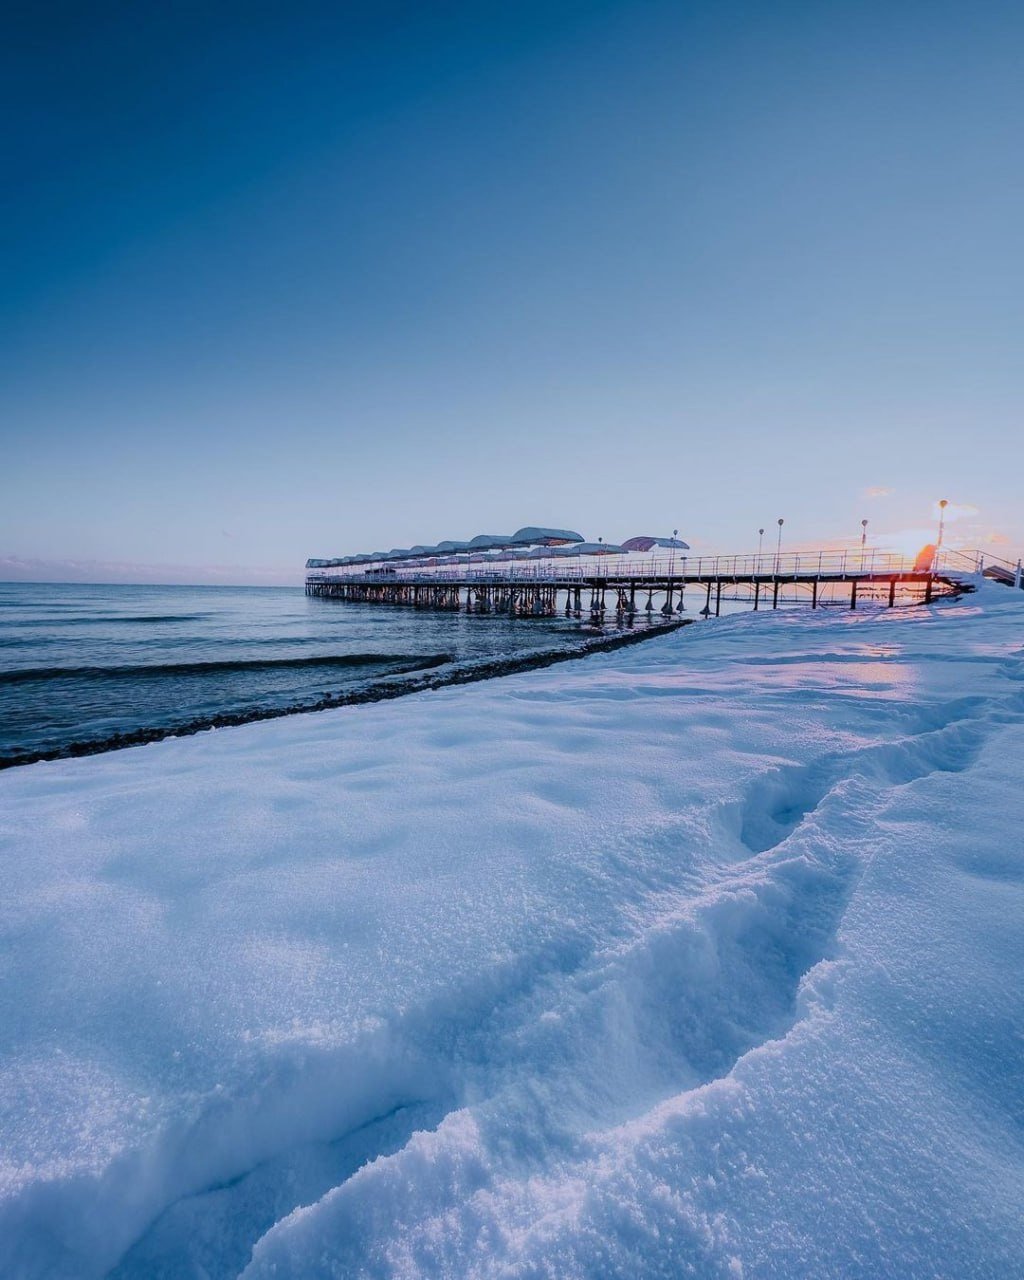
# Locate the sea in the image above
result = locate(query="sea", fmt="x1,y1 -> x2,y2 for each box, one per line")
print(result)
0,581 -> 679,768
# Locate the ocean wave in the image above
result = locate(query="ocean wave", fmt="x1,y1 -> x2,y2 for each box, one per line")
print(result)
0,624 -> 682,769
3,613 -> 215,628
0,653 -> 455,685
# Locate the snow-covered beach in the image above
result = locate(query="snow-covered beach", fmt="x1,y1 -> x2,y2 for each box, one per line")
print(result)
2,585 -> 1022,1278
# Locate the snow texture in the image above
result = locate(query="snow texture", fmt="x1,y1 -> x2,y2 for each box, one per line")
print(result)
1,582 -> 1023,1278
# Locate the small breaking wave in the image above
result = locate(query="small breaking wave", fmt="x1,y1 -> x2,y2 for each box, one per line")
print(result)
0,654 -> 455,685
4,613 -> 215,628
0,624 -> 684,769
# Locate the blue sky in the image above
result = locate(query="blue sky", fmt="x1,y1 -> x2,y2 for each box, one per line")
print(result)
2,0 -> 1021,583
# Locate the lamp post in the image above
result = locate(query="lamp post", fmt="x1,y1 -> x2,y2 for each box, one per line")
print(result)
936,499 -> 949,551
860,518 -> 868,569
758,527 -> 765,568
668,529 -> 680,615
775,518 -> 784,573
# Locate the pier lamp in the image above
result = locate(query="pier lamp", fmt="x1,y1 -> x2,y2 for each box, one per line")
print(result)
668,529 -> 682,612
861,518 -> 868,568
775,518 -> 784,572
937,499 -> 949,550
758,528 -> 764,561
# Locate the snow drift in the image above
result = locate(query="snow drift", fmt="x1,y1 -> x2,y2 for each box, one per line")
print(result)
1,584 -> 1022,1278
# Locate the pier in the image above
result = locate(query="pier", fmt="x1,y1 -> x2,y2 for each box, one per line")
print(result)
306,557 -> 949,618
305,540 -> 1022,620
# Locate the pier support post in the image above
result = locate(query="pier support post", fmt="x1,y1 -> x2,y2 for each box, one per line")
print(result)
812,580 -> 818,609
772,578 -> 780,609
850,580 -> 857,610
889,579 -> 897,608
715,580 -> 722,617
753,580 -> 760,610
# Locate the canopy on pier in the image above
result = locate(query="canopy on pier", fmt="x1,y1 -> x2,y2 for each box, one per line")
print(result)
621,536 -> 691,552
307,526 -> 587,567
510,527 -> 584,546
467,534 -> 515,550
555,542 -> 626,556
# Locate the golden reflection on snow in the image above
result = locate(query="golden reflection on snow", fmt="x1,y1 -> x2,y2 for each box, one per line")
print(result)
601,636 -> 918,702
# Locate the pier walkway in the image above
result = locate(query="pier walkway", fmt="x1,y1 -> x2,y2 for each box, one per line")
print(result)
306,547 -> 1020,618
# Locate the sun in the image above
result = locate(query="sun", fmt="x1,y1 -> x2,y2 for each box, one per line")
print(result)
880,527 -> 938,560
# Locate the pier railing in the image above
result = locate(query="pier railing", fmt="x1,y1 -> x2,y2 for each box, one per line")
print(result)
933,547 -> 1022,583
310,548 -> 917,585
305,545 -> 1019,588
306,545 -> 1022,614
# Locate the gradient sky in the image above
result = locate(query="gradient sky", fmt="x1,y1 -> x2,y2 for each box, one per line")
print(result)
2,0 -> 1021,583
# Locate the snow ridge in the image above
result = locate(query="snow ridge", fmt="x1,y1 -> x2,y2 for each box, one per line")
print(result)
1,591 -> 1023,1277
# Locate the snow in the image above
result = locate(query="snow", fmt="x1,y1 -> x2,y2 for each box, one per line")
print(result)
2,585 -> 1023,1278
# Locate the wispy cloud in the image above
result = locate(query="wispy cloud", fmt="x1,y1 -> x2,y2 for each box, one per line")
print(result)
933,500 -> 979,523
864,486 -> 894,499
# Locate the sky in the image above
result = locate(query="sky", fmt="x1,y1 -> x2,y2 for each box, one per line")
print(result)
2,0 -> 1021,584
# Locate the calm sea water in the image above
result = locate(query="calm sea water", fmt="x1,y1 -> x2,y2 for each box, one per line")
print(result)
0,582 -> 655,767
